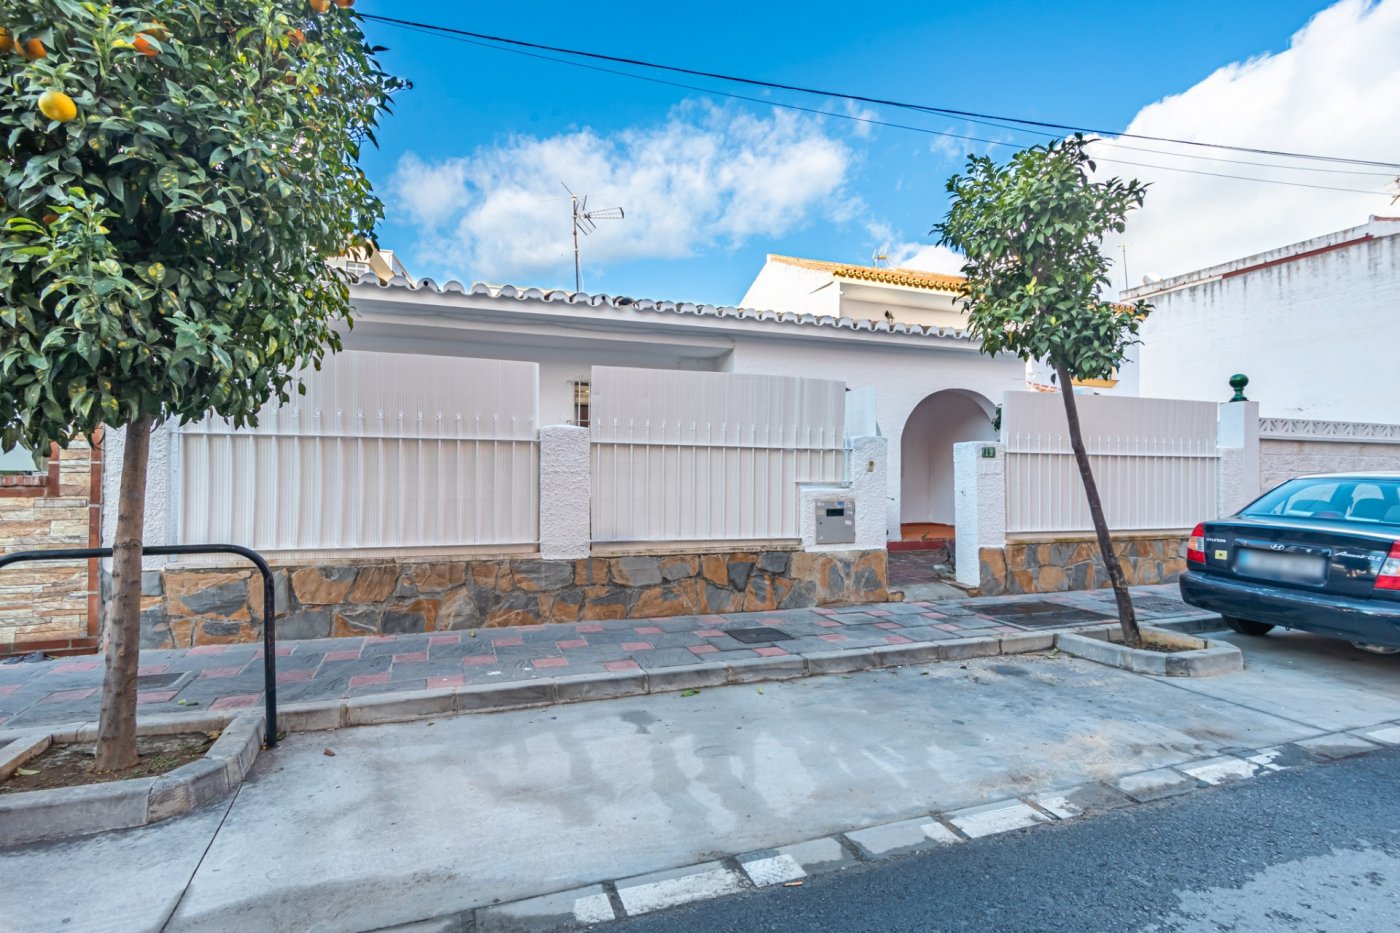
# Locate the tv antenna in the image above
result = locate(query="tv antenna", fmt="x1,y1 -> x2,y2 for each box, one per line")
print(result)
871,244 -> 891,267
563,183 -> 625,292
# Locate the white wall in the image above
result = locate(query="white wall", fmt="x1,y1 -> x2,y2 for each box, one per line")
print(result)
739,259 -> 841,316
727,337 -> 1025,538
900,391 -> 998,525
1135,225 -> 1399,421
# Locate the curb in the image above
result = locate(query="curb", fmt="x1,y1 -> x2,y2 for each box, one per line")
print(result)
274,622 -> 1122,734
397,721 -> 1400,932
0,712 -> 265,847
1055,625 -> 1243,677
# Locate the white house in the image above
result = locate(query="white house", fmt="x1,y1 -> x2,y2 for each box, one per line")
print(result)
347,257 -> 1025,541
1126,215 -> 1400,422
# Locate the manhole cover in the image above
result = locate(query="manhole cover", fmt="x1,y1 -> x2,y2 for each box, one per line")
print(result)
725,627 -> 794,644
137,672 -> 190,690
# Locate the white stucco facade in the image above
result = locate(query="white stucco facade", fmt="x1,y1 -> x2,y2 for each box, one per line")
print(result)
1128,216 -> 1400,421
343,274 -> 1029,542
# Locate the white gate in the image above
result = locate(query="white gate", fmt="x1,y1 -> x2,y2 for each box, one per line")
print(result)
590,367 -> 846,543
177,351 -> 539,553
1002,391 -> 1218,535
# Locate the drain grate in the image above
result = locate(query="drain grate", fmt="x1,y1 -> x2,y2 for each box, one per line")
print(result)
1131,596 -> 1193,615
981,602 -> 1114,629
137,672 -> 190,690
986,600 -> 1080,617
725,627 -> 795,644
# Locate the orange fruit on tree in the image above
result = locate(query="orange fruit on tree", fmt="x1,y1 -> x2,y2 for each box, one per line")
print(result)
37,89 -> 78,123
334,0 -> 354,7
42,213 -> 59,225
133,34 -> 160,57
310,0 -> 331,11
288,28 -> 305,47
0,28 -> 13,54
21,37 -> 46,60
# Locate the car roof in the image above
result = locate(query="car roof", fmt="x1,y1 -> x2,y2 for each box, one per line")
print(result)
1291,472 -> 1400,480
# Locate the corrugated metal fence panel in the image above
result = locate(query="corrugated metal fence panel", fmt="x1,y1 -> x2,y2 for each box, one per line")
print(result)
1001,391 -> 1218,535
590,367 -> 846,543
178,351 -> 539,551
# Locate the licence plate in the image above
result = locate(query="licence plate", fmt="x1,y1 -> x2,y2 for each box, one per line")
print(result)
1234,548 -> 1327,584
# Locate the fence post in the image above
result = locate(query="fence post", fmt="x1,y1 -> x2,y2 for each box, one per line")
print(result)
1217,400 -> 1260,515
847,435 -> 887,550
953,441 -> 1005,588
539,425 -> 591,560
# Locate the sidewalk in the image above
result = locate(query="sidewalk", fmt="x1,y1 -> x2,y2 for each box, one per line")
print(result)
6,622 -> 1400,932
0,585 -> 1201,731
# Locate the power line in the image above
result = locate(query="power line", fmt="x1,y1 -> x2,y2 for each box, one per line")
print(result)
368,17 -> 1396,198
361,12 -> 1400,172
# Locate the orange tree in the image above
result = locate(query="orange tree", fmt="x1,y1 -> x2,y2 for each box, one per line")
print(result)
0,0 -> 403,770
936,136 -> 1151,647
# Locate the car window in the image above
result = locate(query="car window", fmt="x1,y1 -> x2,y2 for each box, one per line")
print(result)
1348,484 -> 1390,522
1242,478 -> 1400,526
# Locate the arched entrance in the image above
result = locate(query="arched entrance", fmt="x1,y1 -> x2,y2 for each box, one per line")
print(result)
899,390 -> 997,538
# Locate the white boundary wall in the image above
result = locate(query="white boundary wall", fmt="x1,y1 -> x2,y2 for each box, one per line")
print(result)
175,351 -> 539,553
1259,418 -> 1400,491
589,367 -> 847,544
1001,392 -> 1219,535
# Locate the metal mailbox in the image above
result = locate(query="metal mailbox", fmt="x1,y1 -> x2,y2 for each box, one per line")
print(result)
814,499 -> 856,545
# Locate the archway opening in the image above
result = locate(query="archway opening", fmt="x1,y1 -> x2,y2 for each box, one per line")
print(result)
899,389 -> 997,541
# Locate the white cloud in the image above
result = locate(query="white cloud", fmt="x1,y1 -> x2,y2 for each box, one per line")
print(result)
1091,0 -> 1400,287
890,243 -> 967,276
389,102 -> 857,286
389,153 -> 470,229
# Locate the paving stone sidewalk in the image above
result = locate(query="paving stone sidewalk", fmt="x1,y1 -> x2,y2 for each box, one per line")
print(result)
0,584 -> 1202,731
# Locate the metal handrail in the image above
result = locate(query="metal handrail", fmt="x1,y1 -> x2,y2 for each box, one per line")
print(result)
0,544 -> 278,747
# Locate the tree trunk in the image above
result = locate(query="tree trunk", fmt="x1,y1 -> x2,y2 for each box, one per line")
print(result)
1054,364 -> 1141,648
94,415 -> 153,773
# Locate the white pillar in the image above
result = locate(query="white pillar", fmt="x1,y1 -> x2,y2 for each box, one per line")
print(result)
797,436 -> 886,552
1217,400 -> 1260,516
953,441 -> 1005,588
538,425 -> 590,560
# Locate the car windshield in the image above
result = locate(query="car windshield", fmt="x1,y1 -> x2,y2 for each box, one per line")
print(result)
1241,477 -> 1400,527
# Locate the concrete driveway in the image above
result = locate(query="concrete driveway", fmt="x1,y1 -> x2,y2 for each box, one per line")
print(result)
5,626 -> 1398,932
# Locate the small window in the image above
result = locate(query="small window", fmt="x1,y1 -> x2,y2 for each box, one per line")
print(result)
569,380 -> 591,428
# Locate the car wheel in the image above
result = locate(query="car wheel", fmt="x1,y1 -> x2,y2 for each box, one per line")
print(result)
1223,616 -> 1275,636
1350,642 -> 1400,655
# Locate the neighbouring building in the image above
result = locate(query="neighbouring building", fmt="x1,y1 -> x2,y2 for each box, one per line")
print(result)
0,435 -> 104,657
1127,215 -> 1400,423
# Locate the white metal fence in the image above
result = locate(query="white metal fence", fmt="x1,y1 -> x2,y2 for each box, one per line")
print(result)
589,367 -> 847,543
1002,391 -> 1218,535
177,351 -> 539,552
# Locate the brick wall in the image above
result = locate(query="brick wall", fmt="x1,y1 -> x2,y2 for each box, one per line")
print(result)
0,435 -> 104,657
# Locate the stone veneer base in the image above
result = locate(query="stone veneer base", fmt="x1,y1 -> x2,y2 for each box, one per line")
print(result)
0,712 -> 264,847
979,535 -> 1188,597
136,548 -> 888,649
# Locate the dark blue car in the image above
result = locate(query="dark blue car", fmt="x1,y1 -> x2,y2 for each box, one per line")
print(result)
1180,473 -> 1400,654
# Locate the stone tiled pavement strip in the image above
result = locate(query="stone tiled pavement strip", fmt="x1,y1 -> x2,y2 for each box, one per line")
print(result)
0,584 -> 1201,730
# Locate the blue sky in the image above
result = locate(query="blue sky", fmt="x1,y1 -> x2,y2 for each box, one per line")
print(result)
354,0 -> 1399,304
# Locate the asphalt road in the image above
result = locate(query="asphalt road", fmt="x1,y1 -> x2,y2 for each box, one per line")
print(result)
602,748 -> 1400,933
